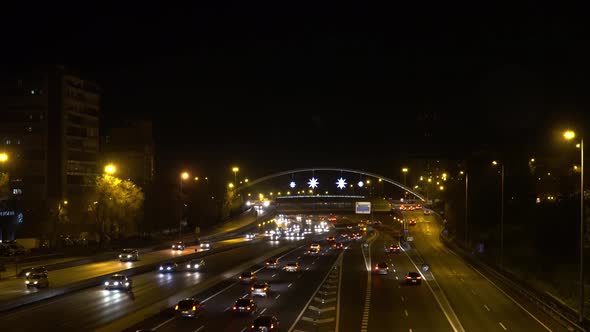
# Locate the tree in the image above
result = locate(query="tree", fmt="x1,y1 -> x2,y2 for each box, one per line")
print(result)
0,172 -> 9,200
89,175 -> 144,247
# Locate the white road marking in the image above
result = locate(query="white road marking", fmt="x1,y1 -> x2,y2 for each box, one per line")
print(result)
240,327 -> 247,332
471,289 -> 477,295
401,296 -> 405,302
275,294 -> 281,299
409,329 -> 413,332
395,276 -> 399,280
306,267 -> 310,270
483,304 -> 490,312
242,293 -> 249,298
153,317 -> 176,330
260,308 -> 267,314
288,283 -> 293,288
499,322 -> 507,330
404,309 -> 409,317
272,274 -> 277,278
194,326 -> 205,332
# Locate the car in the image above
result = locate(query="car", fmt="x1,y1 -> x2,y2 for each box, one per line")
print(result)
199,241 -> 212,250
246,233 -> 256,240
310,243 -> 320,250
174,298 -> 202,318
409,219 -> 417,226
405,272 -> 422,284
24,266 -> 48,277
186,259 -> 205,271
159,262 -> 178,272
374,262 -> 389,275
172,241 -> 185,250
251,315 -> 280,331
268,233 -> 281,241
251,281 -> 270,297
104,274 -> 132,290
373,220 -> 382,225
332,242 -> 344,249
284,262 -> 299,272
240,271 -> 257,283
326,236 -> 335,242
306,248 -> 319,256
423,209 -> 431,215
25,273 -> 49,288
119,248 -> 139,262
265,258 -> 280,269
233,298 -> 257,315
385,244 -> 401,253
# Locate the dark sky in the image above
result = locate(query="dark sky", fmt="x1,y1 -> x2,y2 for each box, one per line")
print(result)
2,2 -> 589,176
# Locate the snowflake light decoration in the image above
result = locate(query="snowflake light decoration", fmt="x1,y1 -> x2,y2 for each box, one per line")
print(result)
307,177 -> 319,189
336,177 -> 347,189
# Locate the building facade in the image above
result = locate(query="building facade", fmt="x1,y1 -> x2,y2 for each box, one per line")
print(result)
0,66 -> 100,239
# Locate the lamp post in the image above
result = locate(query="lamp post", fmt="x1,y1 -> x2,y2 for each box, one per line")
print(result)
492,161 -> 505,269
104,163 -> 116,175
463,171 -> 469,245
563,129 -> 584,324
402,168 -> 408,186
232,167 -> 239,186
180,171 -> 189,240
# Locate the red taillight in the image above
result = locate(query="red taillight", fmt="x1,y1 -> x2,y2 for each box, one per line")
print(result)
406,276 -> 411,279
375,266 -> 379,270
271,324 -> 274,329
247,306 -> 251,310
417,276 -> 421,279
239,276 -> 242,279
232,306 -> 237,310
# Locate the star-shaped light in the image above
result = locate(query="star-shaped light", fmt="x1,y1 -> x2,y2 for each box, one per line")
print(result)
307,177 -> 319,189
336,177 -> 347,189
289,181 -> 296,188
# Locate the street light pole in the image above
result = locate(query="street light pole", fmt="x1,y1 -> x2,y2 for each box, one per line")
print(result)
500,163 -> 504,269
580,138 -> 585,324
465,172 -> 469,244
179,172 -> 189,240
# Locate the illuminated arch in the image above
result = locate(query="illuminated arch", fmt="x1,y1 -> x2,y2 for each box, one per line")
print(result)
235,167 -> 425,201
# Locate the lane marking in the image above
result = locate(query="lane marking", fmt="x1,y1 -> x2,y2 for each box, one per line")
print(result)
288,283 -> 293,288
242,293 -> 249,298
272,274 -> 277,278
401,296 -> 405,302
240,327 -> 247,332
410,329 -> 413,332
499,322 -> 507,330
275,294 -> 281,299
404,309 -> 409,317
471,289 -> 477,295
153,317 -> 175,330
483,304 -> 491,312
260,308 -> 267,314
445,249 -> 553,332
395,276 -> 399,280
194,326 -> 205,332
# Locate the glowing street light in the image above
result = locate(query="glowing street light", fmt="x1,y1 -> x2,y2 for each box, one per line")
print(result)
228,183 -> 235,189
401,167 -> 408,186
232,166 -> 239,184
181,172 -> 189,180
439,185 -> 444,190
563,130 -> 576,140
104,164 -> 117,175
0,152 -> 8,163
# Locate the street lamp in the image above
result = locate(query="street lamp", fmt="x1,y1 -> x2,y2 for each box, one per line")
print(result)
491,160 -> 505,269
228,183 -> 235,189
232,167 -> 239,185
104,163 -> 116,175
563,129 -> 584,324
402,168 -> 408,186
179,171 -> 190,240
0,152 -> 8,163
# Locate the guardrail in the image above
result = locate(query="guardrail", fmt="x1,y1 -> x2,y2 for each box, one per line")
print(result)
440,234 -> 586,332
0,238 -> 258,314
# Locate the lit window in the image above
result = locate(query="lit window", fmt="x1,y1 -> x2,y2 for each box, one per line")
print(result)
25,126 -> 32,133
30,90 -> 35,95
16,139 -> 21,145
12,189 -> 23,195
5,139 -> 11,145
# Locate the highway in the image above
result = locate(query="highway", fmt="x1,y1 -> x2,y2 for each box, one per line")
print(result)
0,238 -> 304,331
127,238 -> 340,332
396,210 -> 570,332
0,237 -> 249,303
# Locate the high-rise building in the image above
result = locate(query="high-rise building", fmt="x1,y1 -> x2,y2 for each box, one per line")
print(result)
0,65 -> 100,238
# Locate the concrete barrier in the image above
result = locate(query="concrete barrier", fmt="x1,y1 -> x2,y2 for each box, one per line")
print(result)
96,242 -> 301,332
0,239 -> 259,313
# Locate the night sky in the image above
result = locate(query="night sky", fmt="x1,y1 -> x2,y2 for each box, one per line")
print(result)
2,2 -> 589,177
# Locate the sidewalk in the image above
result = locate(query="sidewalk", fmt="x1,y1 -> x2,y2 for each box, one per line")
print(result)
0,207 -> 273,280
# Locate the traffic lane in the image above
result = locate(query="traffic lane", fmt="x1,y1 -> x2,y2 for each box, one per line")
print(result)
338,241 -> 366,331
406,212 -> 567,332
370,232 -> 452,331
0,239 -> 295,332
0,237 -> 249,301
137,240 -> 338,332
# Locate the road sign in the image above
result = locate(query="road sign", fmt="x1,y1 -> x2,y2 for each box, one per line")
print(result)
421,264 -> 430,272
407,236 -> 414,241
355,202 -> 371,214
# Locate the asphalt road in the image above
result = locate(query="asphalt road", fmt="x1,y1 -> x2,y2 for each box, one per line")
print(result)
0,237 -> 250,303
126,238 -> 340,332
0,237 -> 306,331
399,210 -> 570,332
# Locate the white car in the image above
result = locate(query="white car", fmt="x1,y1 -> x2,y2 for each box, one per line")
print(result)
284,262 -> 299,272
310,243 -> 320,250
251,282 -> 270,297
199,241 -> 212,250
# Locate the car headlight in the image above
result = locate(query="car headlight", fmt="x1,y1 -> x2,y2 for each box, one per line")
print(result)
194,264 -> 199,268
104,281 -> 109,286
114,282 -> 119,286
167,267 -> 171,270
119,255 -> 123,258
125,282 -> 129,286
34,281 -> 38,284
186,264 -> 191,268
25,280 -> 30,284
159,267 -> 163,270
26,272 -> 31,276
127,255 -> 132,258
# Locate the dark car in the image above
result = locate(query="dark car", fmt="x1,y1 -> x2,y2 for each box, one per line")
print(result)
174,298 -> 203,318
251,315 -> 280,331
240,271 -> 257,283
172,241 -> 186,251
409,219 -> 417,226
332,242 -> 344,249
185,259 -> 205,272
25,273 -> 49,288
104,274 -> 132,290
233,298 -> 257,315
385,244 -> 400,253
374,262 -> 389,275
305,248 -> 319,256
251,281 -> 270,297
159,262 -> 178,273
265,258 -> 280,269
119,248 -> 139,262
24,266 -> 48,277
405,272 -> 422,285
